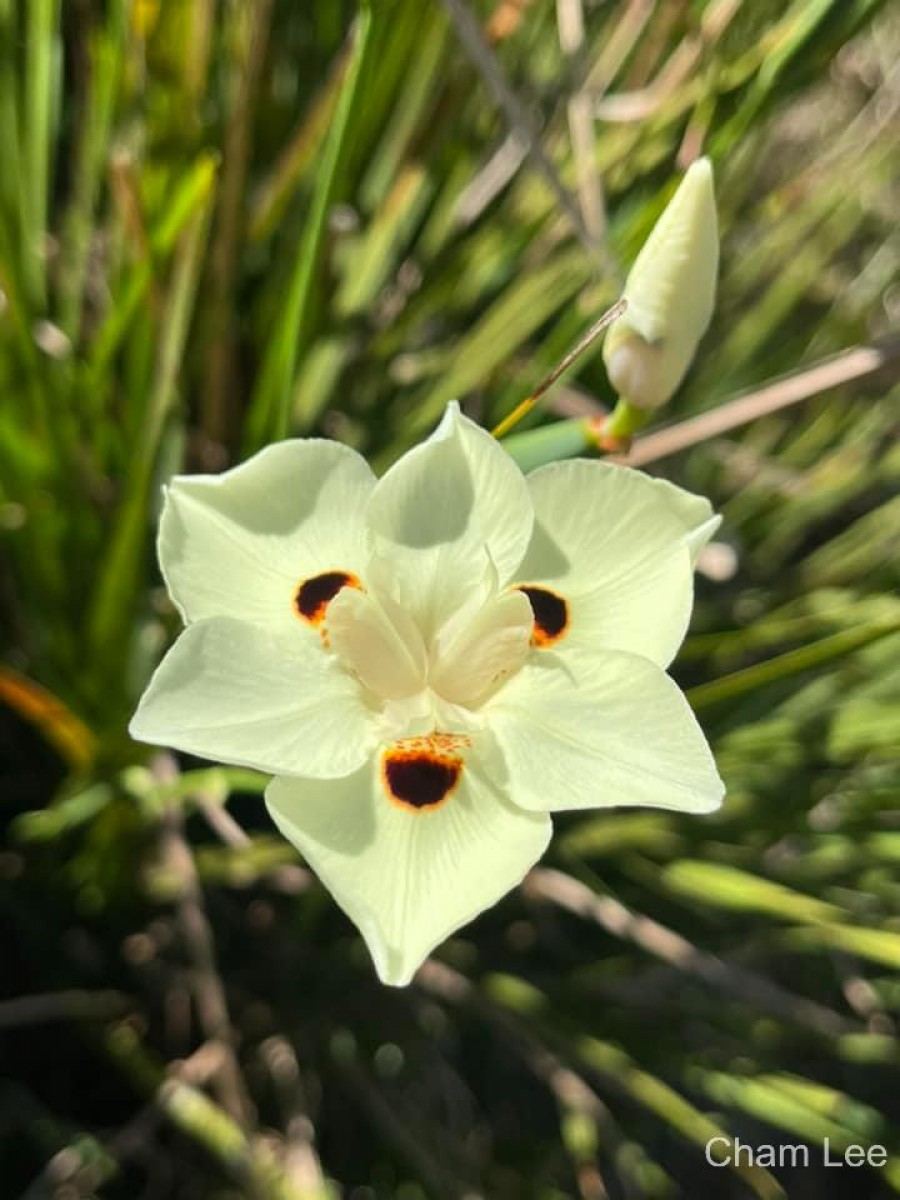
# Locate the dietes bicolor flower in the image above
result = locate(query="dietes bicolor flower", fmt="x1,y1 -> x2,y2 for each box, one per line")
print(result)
130,405 -> 724,984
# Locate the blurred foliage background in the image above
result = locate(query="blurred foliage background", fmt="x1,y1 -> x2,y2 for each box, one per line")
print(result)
1,0 -> 899,1197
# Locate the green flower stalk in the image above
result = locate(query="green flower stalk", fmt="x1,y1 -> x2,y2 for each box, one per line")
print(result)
603,158 -> 719,435
130,405 -> 723,985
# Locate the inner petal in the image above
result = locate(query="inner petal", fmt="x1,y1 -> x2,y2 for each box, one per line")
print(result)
429,589 -> 533,707
326,586 -> 427,700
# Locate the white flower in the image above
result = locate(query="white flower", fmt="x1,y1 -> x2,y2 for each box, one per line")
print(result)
130,403 -> 724,985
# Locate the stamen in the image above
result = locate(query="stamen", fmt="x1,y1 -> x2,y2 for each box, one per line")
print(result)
516,585 -> 569,647
293,571 -> 361,625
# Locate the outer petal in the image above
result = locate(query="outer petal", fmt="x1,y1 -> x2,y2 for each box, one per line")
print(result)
644,477 -> 720,567
266,743 -> 551,986
484,652 -> 724,815
160,439 -> 375,627
129,617 -> 378,777
364,403 -> 533,638
514,459 -> 719,668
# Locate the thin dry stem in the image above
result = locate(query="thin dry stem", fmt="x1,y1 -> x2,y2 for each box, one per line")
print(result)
439,0 -> 596,250
454,131 -> 527,227
557,0 -> 607,246
525,868 -> 855,1038
615,342 -> 898,467
592,0 -> 741,120
584,0 -> 655,101
492,297 -> 626,436
259,1036 -> 327,1194
417,960 -> 640,1200
0,989 -> 129,1030
156,756 -> 253,1129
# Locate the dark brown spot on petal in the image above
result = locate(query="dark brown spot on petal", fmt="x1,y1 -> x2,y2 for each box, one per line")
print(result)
381,735 -> 468,813
517,585 -> 569,648
293,570 -> 361,625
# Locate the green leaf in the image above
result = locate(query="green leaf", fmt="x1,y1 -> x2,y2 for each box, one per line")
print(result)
661,860 -> 844,924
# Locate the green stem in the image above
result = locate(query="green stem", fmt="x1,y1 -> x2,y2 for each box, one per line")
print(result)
104,1026 -> 310,1200
24,0 -> 59,307
203,0 -> 274,445
0,0 -> 23,231
687,622 -> 900,711
501,417 -> 598,473
600,397 -> 651,442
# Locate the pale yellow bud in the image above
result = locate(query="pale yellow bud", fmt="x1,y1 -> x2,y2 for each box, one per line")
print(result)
603,158 -> 718,411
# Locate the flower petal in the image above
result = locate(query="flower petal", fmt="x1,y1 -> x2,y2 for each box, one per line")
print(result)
159,439 -> 375,627
643,477 -> 721,566
129,617 -> 377,777
326,586 -> 427,700
364,403 -> 533,637
514,459 -> 719,668
266,738 -> 551,985
368,402 -> 533,580
429,589 -> 533,706
484,651 -> 724,815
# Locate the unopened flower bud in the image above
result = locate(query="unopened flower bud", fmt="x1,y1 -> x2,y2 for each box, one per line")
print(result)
604,157 -> 718,411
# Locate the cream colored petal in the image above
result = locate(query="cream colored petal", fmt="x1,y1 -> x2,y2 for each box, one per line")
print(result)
429,589 -> 533,706
485,652 -> 724,815
326,586 -> 427,700
159,439 -> 375,628
364,404 -> 533,638
266,739 -> 551,986
515,459 -> 717,668
129,617 -> 377,778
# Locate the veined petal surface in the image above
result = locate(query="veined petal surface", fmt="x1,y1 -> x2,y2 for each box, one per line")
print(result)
160,439 -> 375,628
266,739 -> 551,986
514,460 -> 719,668
364,403 -> 533,638
643,475 -> 721,566
429,588 -> 533,706
484,651 -> 724,815
129,617 -> 377,777
326,586 -> 427,700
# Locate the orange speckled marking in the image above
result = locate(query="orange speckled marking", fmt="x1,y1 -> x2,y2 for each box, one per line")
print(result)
380,733 -> 471,813
293,570 -> 361,626
516,585 -> 569,648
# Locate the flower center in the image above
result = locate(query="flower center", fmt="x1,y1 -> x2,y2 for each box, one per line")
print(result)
320,576 -> 533,711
